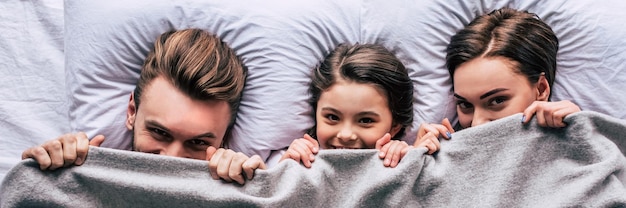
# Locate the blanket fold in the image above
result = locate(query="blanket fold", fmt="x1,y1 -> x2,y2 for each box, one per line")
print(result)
1,111 -> 625,207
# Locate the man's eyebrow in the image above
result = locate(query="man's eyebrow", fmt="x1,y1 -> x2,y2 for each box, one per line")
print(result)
192,132 -> 217,139
479,88 -> 508,100
145,120 -> 170,132
146,119 -> 217,139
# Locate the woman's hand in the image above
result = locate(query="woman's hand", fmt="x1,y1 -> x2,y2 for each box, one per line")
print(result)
522,100 -> 581,128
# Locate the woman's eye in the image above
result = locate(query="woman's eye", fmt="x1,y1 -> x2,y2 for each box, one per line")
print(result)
489,97 -> 507,105
457,101 -> 473,109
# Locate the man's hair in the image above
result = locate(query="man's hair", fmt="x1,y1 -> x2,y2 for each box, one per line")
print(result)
133,28 -> 247,126
307,43 -> 413,140
446,8 -> 558,99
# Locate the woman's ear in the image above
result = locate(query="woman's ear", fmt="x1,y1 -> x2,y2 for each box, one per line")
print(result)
126,92 -> 137,130
536,73 -> 551,101
389,123 -> 403,138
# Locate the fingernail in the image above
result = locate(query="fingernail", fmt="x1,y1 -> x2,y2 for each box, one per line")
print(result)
521,115 -> 526,123
75,158 -> 83,165
446,132 -> 452,139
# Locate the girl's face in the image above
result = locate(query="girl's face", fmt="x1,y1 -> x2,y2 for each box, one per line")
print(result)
315,79 -> 401,149
453,57 -> 549,129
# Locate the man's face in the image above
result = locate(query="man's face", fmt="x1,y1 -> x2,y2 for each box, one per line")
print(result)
125,76 -> 231,160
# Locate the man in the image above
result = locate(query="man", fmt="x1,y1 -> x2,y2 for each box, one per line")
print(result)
21,28 -> 264,184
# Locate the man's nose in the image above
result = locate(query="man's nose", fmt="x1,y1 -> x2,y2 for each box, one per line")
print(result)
160,142 -> 191,158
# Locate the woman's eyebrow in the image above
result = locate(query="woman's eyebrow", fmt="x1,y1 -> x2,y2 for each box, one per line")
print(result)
480,88 -> 508,100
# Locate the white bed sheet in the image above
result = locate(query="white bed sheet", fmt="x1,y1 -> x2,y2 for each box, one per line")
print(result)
0,0 -> 67,182
1,0 -> 626,185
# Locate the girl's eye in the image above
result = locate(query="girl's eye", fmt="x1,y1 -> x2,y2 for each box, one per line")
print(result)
457,101 -> 473,109
489,97 -> 507,106
359,118 -> 374,124
326,114 -> 339,121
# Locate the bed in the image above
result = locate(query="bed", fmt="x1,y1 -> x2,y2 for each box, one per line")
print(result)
1,0 -> 625,206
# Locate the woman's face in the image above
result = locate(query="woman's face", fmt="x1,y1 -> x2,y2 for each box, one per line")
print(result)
315,79 -> 401,149
453,57 -> 548,129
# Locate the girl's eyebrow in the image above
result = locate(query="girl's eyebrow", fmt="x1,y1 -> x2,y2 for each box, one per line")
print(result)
479,88 -> 508,99
356,111 -> 379,117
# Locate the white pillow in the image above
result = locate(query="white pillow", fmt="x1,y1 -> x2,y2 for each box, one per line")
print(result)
66,0 -> 626,166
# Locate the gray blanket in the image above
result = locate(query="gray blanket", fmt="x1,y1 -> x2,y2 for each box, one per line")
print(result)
2,111 -> 626,207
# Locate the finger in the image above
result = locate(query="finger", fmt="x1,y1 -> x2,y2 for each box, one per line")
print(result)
441,118 -> 455,133
431,137 -> 441,154
42,140 -> 64,170
388,141 -> 407,168
22,147 -> 52,170
206,146 -> 218,161
207,148 -> 224,180
522,102 -> 539,124
376,133 -> 392,158
536,104 -> 547,127
375,133 -> 392,150
229,152 -> 247,185
303,134 -> 319,153
60,134 -> 79,167
216,150 -> 234,183
422,124 -> 441,138
89,134 -> 106,147
243,155 -> 267,180
291,142 -> 313,168
75,133 -> 92,166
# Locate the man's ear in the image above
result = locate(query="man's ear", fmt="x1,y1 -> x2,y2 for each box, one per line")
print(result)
126,92 -> 137,130
389,123 -> 403,138
536,74 -> 551,101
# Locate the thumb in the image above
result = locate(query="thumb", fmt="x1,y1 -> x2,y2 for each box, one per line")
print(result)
441,118 -> 454,133
375,133 -> 392,150
205,146 -> 217,161
303,134 -> 316,143
89,135 -> 106,147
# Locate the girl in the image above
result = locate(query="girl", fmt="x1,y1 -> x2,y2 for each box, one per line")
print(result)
414,8 -> 581,143
280,43 -> 440,168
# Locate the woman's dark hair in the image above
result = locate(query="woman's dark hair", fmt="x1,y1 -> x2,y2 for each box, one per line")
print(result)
446,8 -> 558,99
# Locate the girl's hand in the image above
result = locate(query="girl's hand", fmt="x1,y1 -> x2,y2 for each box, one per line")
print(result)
206,147 -> 267,185
21,132 -> 105,170
279,134 -> 319,168
376,133 -> 411,168
522,100 -> 581,128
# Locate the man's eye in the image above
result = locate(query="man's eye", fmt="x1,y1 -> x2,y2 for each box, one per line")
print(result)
457,101 -> 473,109
188,139 -> 209,146
151,128 -> 169,137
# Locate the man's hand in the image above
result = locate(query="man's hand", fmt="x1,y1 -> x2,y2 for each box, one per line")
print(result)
21,132 -> 105,170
